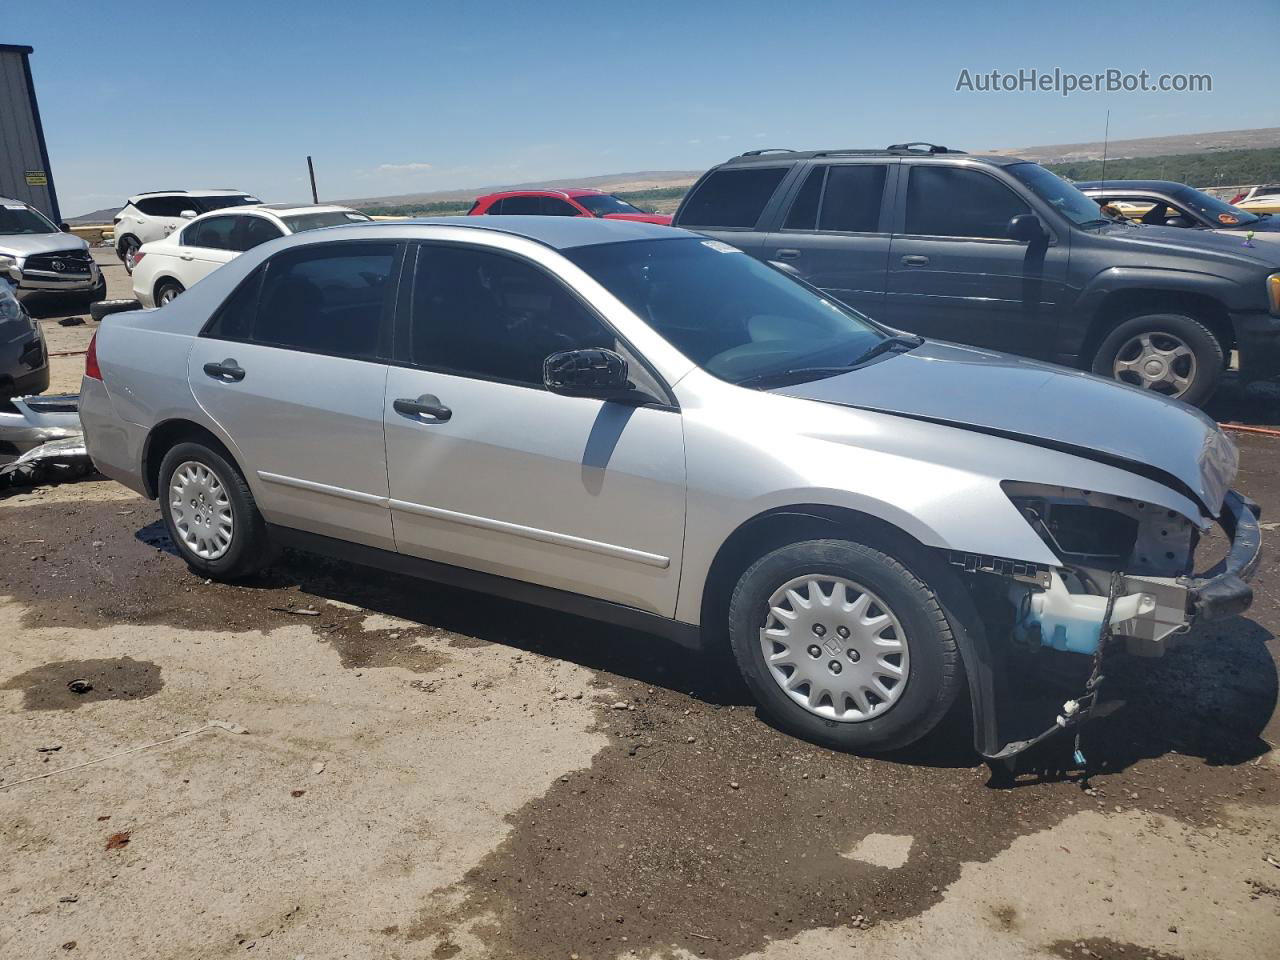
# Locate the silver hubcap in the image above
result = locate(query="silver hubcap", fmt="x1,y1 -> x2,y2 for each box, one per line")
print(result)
759,575 -> 910,722
160,287 -> 179,303
169,461 -> 233,560
124,245 -> 138,271
1113,332 -> 1196,397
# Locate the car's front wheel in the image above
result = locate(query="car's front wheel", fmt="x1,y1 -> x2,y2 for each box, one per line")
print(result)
728,538 -> 963,753
1091,312 -> 1224,406
158,441 -> 271,581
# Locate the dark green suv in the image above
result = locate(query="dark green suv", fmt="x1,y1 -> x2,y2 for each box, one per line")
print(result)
673,144 -> 1280,406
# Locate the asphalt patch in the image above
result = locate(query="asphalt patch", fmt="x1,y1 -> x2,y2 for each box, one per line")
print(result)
0,657 -> 162,711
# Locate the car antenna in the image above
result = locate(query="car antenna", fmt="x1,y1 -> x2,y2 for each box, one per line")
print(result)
1097,109 -> 1111,228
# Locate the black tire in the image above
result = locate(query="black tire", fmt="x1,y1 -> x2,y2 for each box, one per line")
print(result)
118,236 -> 140,274
1090,312 -> 1224,406
158,440 -> 271,581
155,279 -> 185,306
728,538 -> 963,754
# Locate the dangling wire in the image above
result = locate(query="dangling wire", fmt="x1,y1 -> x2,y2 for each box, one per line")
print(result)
1073,570 -> 1122,768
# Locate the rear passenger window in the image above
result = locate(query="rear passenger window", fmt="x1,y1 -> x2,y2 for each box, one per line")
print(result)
497,195 -> 542,215
409,245 -> 618,387
251,243 -> 396,359
904,166 -> 1030,239
819,165 -> 887,232
679,167 -> 787,229
783,165 -> 888,232
541,198 -> 581,216
203,268 -> 263,341
182,215 -> 239,250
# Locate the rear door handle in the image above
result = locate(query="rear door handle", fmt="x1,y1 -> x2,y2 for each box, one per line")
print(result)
901,255 -> 929,266
394,394 -> 452,422
775,248 -> 801,261
202,358 -> 245,382
180,252 -> 194,261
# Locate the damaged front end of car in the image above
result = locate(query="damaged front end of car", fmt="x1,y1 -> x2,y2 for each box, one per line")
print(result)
951,479 -> 1262,764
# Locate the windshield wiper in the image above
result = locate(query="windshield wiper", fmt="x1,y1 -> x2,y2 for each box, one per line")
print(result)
735,366 -> 854,388
848,333 -> 923,367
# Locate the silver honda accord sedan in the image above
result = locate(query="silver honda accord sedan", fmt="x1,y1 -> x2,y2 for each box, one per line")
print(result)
79,217 -> 1261,760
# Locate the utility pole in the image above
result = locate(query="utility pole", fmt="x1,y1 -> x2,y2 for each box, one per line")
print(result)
307,156 -> 319,204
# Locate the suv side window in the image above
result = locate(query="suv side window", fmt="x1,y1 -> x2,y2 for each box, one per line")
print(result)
783,165 -> 888,232
135,196 -> 182,217
904,166 -> 1030,239
409,244 -> 618,387
251,243 -> 397,359
541,197 -> 581,216
498,195 -> 542,215
679,167 -> 787,229
484,198 -> 505,215
182,215 -> 239,250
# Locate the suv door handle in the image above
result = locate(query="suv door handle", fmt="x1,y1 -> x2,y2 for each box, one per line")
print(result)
203,359 -> 245,382
901,255 -> 929,266
775,248 -> 801,260
394,394 -> 452,422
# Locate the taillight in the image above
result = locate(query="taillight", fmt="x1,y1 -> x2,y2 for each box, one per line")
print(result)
85,332 -> 102,380
132,252 -> 145,266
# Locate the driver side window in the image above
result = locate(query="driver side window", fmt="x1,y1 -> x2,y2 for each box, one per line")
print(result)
409,245 -> 618,387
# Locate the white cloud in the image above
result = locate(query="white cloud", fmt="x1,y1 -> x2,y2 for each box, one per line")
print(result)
375,161 -> 434,173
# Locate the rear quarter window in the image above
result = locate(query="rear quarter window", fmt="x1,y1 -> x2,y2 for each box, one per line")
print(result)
678,167 -> 787,229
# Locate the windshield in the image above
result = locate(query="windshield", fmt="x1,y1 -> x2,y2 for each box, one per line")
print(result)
565,237 -> 887,385
195,195 -> 260,213
282,210 -> 373,233
574,194 -> 646,216
1171,186 -> 1260,227
0,203 -> 59,236
1007,163 -> 1111,226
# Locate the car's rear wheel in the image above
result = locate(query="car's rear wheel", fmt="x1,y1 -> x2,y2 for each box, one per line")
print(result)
118,236 -> 140,274
158,441 -> 271,581
156,280 -> 185,305
1091,312 -> 1224,406
728,538 -> 963,753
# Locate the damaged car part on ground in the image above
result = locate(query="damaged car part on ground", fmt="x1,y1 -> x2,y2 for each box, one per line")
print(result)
0,392 -> 91,488
77,217 -> 1263,765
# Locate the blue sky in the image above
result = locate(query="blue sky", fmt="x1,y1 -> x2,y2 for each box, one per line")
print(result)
10,0 -> 1280,216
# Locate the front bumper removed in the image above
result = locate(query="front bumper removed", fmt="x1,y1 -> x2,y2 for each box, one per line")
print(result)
976,488 -> 1262,762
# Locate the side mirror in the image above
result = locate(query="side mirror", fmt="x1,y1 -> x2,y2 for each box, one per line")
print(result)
179,209 -> 197,220
1007,214 -> 1047,243
544,348 -> 633,399
59,222 -> 72,232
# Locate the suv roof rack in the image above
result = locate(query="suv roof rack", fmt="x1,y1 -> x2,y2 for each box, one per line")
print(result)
737,148 -> 797,157
885,142 -> 965,154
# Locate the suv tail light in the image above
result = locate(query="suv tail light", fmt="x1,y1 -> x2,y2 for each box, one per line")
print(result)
85,332 -> 102,380
132,252 -> 145,266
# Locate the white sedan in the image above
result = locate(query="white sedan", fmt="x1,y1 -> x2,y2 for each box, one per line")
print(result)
131,204 -> 372,306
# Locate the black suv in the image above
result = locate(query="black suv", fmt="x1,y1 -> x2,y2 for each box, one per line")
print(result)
673,144 -> 1280,405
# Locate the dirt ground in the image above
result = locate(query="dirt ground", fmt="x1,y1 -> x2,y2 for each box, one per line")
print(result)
3,254 -> 1280,959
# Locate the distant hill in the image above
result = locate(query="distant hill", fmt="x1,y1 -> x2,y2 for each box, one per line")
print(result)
991,127 -> 1280,164
67,127 -> 1280,221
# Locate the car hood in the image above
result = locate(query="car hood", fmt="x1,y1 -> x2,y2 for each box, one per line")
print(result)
602,212 -> 673,225
772,340 -> 1237,516
0,232 -> 90,258
1093,222 -> 1280,267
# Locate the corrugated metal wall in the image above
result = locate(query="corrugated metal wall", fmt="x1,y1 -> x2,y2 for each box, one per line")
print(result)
0,46 -> 60,221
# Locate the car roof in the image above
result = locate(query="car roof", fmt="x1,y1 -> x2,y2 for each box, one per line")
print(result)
715,146 -> 1026,167
253,203 -> 358,215
1074,180 -> 1197,193
476,187 -> 607,202
126,189 -> 254,201
400,215 -> 684,248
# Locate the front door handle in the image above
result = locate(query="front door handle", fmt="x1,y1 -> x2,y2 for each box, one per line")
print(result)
180,253 -> 194,261
203,358 -> 245,382
901,255 -> 930,266
775,248 -> 801,260
394,394 -> 452,422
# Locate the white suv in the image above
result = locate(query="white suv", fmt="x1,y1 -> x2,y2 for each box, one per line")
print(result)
113,190 -> 260,272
